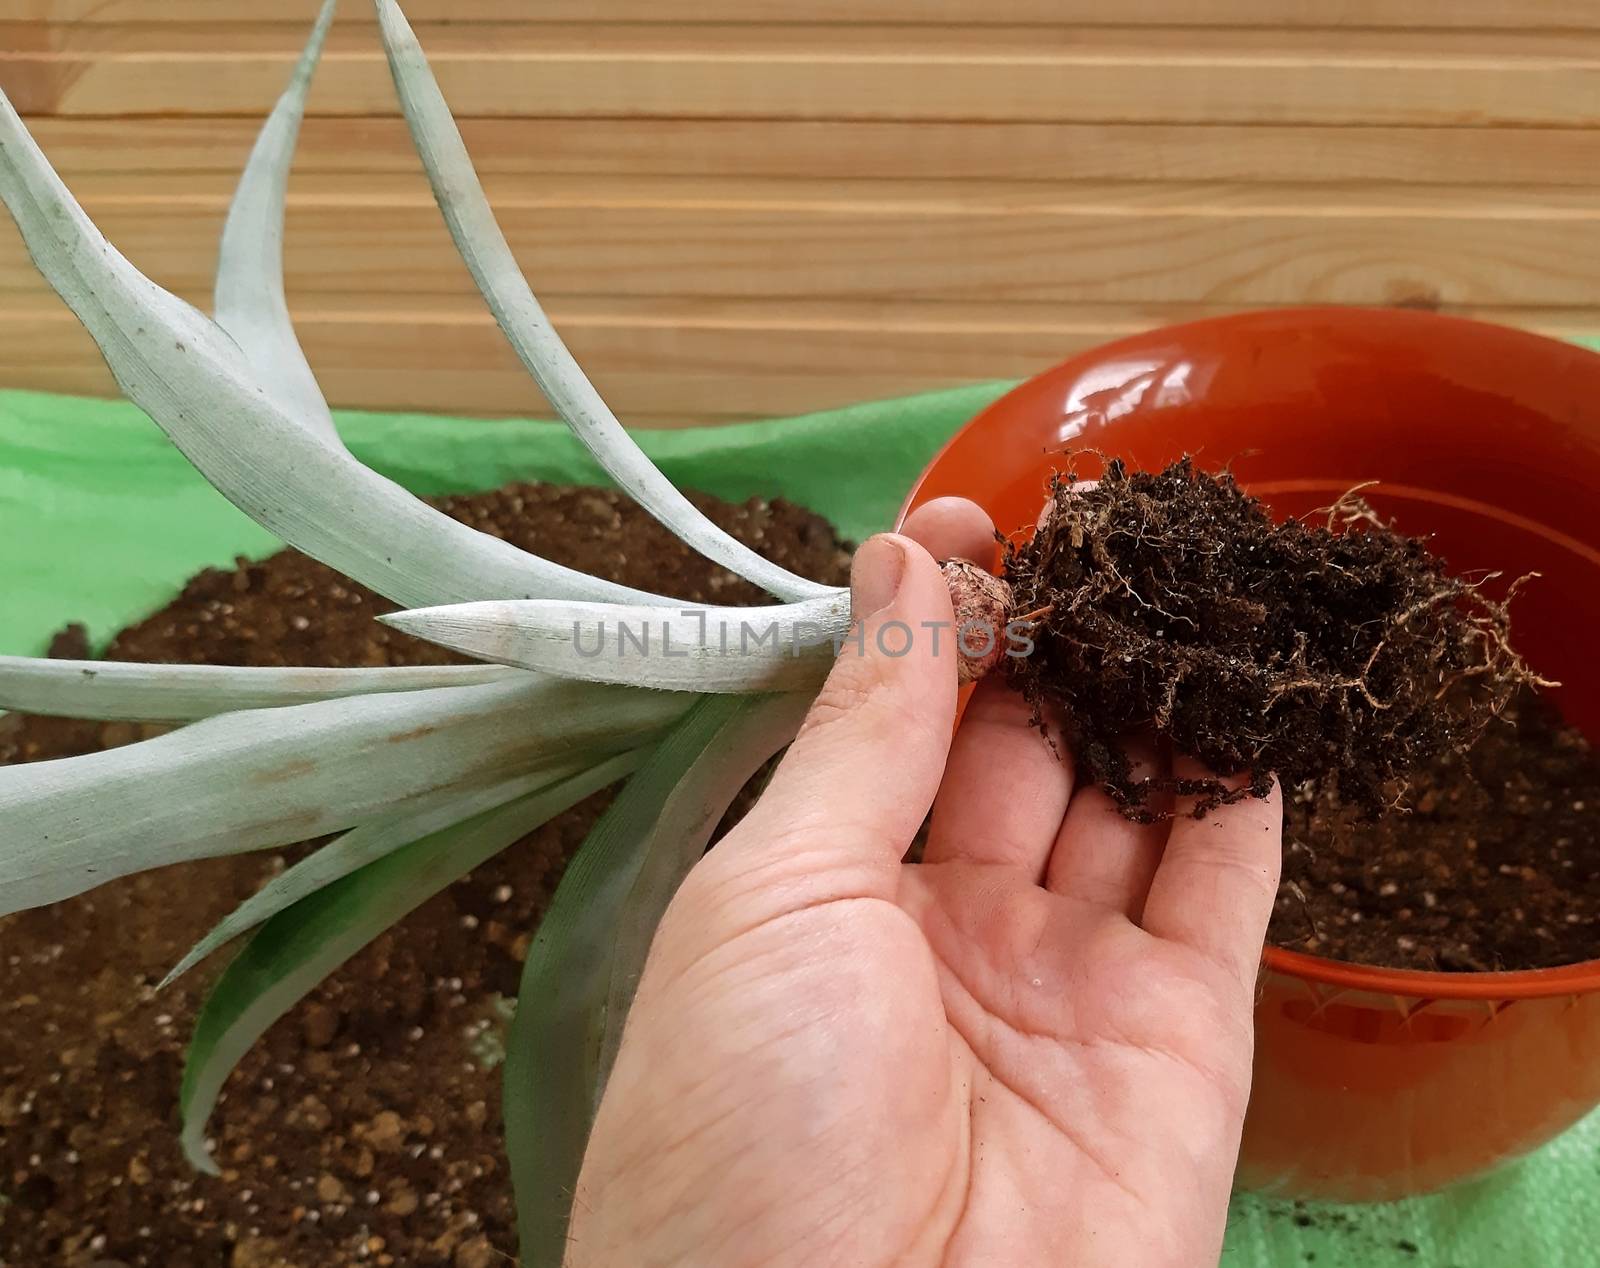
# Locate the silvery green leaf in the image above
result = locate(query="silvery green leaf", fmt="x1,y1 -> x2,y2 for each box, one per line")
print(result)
379,592 -> 852,693
0,654 -> 519,722
594,692 -> 807,1088
0,88 -> 670,610
0,676 -> 687,915
212,0 -> 339,443
503,692 -> 808,1261
162,756 -> 599,987
179,751 -> 640,1173
371,0 -> 835,605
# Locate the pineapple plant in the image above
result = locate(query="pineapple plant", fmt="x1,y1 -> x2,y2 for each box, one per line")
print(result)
0,2 -> 849,1258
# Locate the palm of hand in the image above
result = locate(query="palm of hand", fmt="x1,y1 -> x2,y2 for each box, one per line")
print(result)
569,504 -> 1281,1268
896,859 -> 1263,1266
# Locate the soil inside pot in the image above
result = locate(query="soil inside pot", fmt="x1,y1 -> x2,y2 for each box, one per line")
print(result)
0,482 -> 851,1268
1271,688 -> 1600,972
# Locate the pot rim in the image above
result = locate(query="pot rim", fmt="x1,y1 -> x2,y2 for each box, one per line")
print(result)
899,304 -> 1600,1004
1259,943 -> 1600,1000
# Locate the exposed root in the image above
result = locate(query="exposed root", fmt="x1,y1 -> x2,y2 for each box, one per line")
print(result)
1002,457 -> 1551,819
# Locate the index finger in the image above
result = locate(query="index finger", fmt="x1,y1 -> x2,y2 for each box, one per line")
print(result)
900,496 -> 997,568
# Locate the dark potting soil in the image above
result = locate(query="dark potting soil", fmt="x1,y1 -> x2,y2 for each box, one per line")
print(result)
1004,458 -> 1545,821
1272,688 -> 1600,972
0,483 -> 851,1268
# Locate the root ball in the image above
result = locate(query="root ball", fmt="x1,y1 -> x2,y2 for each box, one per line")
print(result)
1001,458 -> 1549,819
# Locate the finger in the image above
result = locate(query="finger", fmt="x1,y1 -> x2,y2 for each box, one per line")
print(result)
902,496 -> 998,569
923,678 -> 1073,881
725,533 -> 959,891
1139,758 -> 1283,991
1045,731 -> 1170,918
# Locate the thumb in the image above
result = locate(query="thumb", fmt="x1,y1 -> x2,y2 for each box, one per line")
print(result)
725,533 -> 960,889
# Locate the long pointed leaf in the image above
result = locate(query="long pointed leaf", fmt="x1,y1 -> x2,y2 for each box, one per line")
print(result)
0,676 -> 687,915
162,758 -> 592,987
371,0 -> 835,605
0,654 -> 517,722
212,0 -> 339,442
0,88 -> 670,610
178,751 -> 640,1173
503,691 -> 810,1263
595,693 -> 808,1088
380,592 -> 851,692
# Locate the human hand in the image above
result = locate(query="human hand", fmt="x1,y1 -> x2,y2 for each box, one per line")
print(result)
568,498 -> 1283,1268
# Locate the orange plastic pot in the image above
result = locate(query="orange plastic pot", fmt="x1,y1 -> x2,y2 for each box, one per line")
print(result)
899,306 -> 1600,1202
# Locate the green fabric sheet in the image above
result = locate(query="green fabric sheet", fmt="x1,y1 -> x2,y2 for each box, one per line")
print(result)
1,384 -> 1596,1265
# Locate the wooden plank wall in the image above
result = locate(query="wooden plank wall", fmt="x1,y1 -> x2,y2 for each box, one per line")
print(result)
4,2 -> 1600,426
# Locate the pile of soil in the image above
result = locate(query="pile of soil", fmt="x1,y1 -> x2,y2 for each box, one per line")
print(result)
1273,689 -> 1600,972
0,484 -> 851,1268
1004,459 -> 1545,820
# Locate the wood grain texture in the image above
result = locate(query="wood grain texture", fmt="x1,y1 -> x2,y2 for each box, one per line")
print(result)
10,298 -> 1595,424
25,116 -> 1600,188
6,1 -> 1600,29
5,176 -> 1596,310
8,24 -> 1600,126
1,4 -> 1597,425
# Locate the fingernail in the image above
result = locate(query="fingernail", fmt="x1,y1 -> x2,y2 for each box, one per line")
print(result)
851,534 -> 906,619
